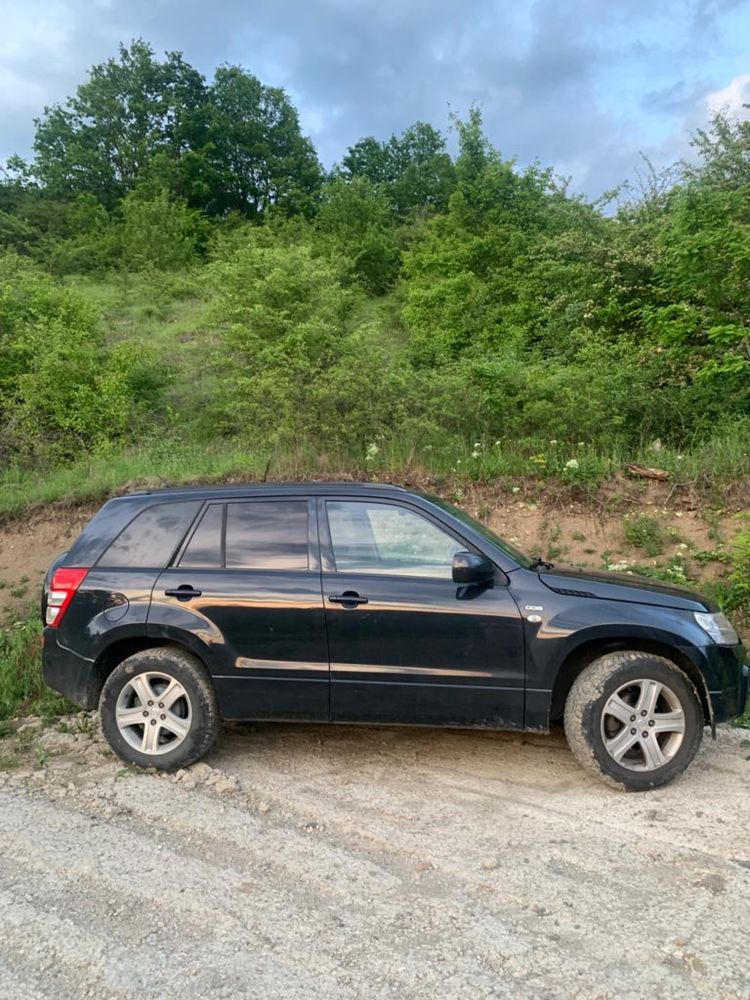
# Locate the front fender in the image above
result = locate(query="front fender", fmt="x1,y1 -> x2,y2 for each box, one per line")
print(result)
508,575 -> 722,729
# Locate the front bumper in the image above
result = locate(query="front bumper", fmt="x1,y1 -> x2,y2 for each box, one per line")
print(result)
702,641 -> 749,724
42,628 -> 98,710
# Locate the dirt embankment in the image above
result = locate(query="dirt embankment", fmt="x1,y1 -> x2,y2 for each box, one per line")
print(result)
0,716 -> 749,999
0,479 -> 747,619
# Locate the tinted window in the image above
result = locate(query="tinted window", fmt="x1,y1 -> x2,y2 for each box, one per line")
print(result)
180,503 -> 223,568
98,501 -> 200,568
226,501 -> 308,570
327,501 -> 464,578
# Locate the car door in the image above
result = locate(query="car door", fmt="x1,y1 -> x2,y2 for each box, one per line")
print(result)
318,497 -> 525,728
150,496 -> 329,721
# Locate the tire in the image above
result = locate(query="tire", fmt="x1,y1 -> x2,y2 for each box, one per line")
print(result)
564,652 -> 704,791
100,647 -> 219,771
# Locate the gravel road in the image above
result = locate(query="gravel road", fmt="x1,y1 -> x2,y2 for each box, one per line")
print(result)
1,718 -> 749,999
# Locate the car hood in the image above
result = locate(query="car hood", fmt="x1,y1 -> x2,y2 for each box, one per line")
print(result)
538,566 -> 717,613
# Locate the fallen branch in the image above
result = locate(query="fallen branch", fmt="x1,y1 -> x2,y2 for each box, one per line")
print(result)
626,464 -> 670,481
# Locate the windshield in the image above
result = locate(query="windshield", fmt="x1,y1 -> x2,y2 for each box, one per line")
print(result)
426,495 -> 533,568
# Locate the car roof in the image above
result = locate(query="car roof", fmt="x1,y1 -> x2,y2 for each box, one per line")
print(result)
117,481 -> 416,502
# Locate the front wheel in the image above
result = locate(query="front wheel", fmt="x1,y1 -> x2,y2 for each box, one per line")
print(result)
100,647 -> 219,771
564,652 -> 704,791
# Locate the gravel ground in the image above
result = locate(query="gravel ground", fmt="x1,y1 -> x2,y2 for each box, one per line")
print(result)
0,718 -> 749,999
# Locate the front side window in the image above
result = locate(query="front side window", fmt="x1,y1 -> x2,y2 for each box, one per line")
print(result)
98,501 -> 201,568
326,501 -> 464,578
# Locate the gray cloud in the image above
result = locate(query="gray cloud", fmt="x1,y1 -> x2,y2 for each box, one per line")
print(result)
1,0 -> 747,196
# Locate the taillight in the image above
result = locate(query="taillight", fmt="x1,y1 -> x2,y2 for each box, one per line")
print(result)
46,568 -> 88,627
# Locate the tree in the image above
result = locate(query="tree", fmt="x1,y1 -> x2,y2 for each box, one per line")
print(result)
23,41 -> 322,220
203,67 -> 322,217
31,40 -> 207,206
341,122 -> 455,215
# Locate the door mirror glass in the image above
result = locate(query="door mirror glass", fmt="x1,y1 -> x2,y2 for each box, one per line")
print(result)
452,551 -> 494,585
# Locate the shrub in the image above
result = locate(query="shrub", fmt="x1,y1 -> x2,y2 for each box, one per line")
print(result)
0,252 -> 166,459
117,189 -> 204,271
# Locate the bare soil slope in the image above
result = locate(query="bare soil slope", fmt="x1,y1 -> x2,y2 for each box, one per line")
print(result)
0,482 -> 746,618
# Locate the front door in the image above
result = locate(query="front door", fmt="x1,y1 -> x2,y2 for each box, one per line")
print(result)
318,498 -> 525,727
151,497 -> 329,720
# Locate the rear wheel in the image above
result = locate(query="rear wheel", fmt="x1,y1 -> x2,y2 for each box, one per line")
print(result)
100,647 -> 219,771
564,652 -> 704,791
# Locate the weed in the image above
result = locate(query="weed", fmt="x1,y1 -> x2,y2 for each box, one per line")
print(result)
0,616 -> 73,721
571,531 -> 586,542
115,766 -> 139,780
623,514 -> 664,558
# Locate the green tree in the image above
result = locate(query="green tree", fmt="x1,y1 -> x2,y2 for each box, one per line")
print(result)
204,67 -> 322,218
341,122 -> 455,215
30,40 -> 207,206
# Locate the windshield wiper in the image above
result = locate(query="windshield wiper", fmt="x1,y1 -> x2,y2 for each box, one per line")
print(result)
529,555 -> 554,571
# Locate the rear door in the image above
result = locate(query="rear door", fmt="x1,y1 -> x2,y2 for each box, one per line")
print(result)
319,497 -> 525,727
150,496 -> 329,721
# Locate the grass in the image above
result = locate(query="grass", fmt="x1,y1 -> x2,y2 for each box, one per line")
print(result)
2,422 -> 750,525
0,440 -> 270,520
0,614 -> 72,721
623,514 -> 664,557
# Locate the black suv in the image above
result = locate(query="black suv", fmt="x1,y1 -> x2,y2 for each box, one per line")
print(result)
42,483 -> 748,790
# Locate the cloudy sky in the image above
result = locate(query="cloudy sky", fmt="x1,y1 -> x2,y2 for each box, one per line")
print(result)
2,0 -> 750,197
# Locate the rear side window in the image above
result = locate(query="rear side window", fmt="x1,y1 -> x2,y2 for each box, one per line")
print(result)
98,501 -> 200,568
226,501 -> 308,570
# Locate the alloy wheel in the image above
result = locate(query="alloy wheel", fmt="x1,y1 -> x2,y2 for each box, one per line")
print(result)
115,671 -> 192,755
600,678 -> 686,771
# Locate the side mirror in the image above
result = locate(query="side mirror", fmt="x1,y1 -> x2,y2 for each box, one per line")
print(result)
452,551 -> 495,585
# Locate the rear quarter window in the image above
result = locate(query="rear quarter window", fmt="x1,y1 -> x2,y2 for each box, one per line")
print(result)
97,500 -> 201,568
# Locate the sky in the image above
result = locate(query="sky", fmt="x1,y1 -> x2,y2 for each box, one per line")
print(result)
2,0 -> 750,198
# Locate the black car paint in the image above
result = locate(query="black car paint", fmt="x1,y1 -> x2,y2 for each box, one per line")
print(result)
42,483 -> 749,732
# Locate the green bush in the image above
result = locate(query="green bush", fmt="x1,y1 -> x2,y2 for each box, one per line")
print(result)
0,252 -> 166,459
117,189 -> 204,271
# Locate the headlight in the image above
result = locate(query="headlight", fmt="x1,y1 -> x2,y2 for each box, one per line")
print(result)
694,611 -> 739,645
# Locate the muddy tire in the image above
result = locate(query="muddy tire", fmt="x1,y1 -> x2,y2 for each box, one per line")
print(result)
564,651 -> 704,791
100,647 -> 219,771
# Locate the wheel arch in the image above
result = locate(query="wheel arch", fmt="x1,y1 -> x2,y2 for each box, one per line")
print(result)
89,637 -> 212,707
549,635 -> 714,733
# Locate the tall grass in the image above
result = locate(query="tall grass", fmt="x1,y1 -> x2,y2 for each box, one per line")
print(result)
2,419 -> 750,523
0,617 -> 70,720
